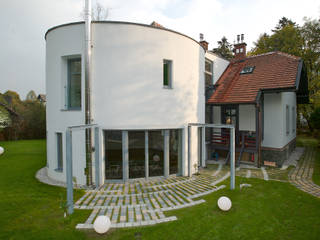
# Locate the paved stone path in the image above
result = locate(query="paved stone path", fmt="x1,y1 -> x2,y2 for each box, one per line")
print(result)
289,147 -> 320,198
76,173 -> 226,229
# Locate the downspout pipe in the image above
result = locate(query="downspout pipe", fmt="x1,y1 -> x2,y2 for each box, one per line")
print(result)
85,0 -> 93,186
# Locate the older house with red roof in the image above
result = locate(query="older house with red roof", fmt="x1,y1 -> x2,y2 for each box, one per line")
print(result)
206,39 -> 309,167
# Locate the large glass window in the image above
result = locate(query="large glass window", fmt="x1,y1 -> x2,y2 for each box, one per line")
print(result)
170,129 -> 181,175
67,58 -> 81,109
105,131 -> 123,179
205,59 -> 213,87
149,131 -> 164,177
163,60 -> 172,88
129,131 -> 145,179
56,132 -> 63,171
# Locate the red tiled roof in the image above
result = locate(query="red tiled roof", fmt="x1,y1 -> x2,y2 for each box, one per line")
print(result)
207,52 -> 301,104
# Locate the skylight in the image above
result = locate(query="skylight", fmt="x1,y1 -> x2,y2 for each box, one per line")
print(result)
240,66 -> 255,74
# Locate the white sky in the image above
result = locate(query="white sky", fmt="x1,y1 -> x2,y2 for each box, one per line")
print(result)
0,0 -> 319,99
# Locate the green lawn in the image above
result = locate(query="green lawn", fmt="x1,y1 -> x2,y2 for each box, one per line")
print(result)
1,139 -> 320,239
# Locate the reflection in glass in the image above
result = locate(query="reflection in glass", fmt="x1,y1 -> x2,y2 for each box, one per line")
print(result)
169,129 -> 181,175
105,131 -> 123,179
148,131 -> 164,177
129,131 -> 145,178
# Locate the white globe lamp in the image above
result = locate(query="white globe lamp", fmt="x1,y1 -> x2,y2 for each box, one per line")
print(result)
0,146 -> 4,155
93,216 -> 111,234
217,196 -> 232,211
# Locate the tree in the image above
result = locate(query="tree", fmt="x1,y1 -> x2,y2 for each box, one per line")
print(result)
273,17 -> 296,32
81,2 -> 109,21
26,90 -> 37,101
212,36 -> 233,59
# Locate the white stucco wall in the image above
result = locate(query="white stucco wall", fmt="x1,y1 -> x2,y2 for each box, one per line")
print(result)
45,22 -> 205,184
262,92 -> 296,149
239,105 -> 256,131
205,52 -> 229,84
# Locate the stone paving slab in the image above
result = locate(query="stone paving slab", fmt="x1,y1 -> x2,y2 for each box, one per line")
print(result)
289,147 -> 320,198
75,173 -> 227,229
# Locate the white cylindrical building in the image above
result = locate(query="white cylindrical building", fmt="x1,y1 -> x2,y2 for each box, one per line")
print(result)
45,21 -> 205,186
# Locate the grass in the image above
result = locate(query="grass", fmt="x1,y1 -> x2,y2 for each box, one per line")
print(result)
1,139 -> 320,239
0,140 -> 90,240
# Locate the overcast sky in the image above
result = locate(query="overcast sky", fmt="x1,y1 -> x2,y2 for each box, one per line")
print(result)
0,0 -> 319,99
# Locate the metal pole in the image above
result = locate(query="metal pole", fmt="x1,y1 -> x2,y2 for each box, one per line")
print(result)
164,130 -> 170,178
94,127 -> 100,189
145,131 -> 149,179
66,129 -> 73,214
85,0 -> 93,186
188,126 -> 191,177
201,127 -> 206,167
122,131 -> 129,181
230,127 -> 235,190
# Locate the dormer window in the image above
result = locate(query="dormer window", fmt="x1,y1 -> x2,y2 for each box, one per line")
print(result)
240,66 -> 255,74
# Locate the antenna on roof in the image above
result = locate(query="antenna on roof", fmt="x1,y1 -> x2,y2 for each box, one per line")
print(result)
200,33 -> 204,41
241,34 -> 244,43
237,35 -> 240,43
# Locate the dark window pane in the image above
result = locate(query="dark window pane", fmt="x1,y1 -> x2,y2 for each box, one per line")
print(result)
205,60 -> 212,72
57,133 -> 63,170
170,130 -> 181,175
105,130 -> 123,179
149,131 -> 164,177
68,59 -> 81,109
163,62 -> 169,86
129,131 -> 145,178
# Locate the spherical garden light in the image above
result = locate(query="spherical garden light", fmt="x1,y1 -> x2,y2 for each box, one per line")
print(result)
0,146 -> 4,155
217,196 -> 232,211
93,216 -> 111,234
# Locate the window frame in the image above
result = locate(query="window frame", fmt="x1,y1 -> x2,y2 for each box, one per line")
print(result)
67,58 -> 82,110
163,59 -> 173,89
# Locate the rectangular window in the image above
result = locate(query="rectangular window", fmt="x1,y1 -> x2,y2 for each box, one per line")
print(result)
163,60 -> 172,88
105,130 -> 123,179
205,59 -> 213,86
286,105 -> 289,135
56,133 -> 63,171
292,107 -> 295,133
67,58 -> 81,109
129,131 -> 145,179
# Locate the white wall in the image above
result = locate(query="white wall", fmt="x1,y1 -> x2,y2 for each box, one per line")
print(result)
262,92 -> 296,149
45,22 -> 205,183
212,106 -> 221,124
239,105 -> 256,131
46,24 -> 86,185
205,52 -> 229,84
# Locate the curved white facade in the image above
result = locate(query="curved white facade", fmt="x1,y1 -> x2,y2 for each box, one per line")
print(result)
46,21 -> 205,185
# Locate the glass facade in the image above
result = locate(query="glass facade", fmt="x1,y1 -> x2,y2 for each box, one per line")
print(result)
105,130 -> 123,179
169,129 -> 181,175
148,130 -> 164,177
129,131 -> 145,178
104,129 -> 182,180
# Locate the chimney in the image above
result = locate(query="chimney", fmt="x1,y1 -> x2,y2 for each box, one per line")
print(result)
199,33 -> 208,51
233,34 -> 247,60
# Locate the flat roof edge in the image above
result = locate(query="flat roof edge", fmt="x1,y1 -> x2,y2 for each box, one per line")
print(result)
44,20 -> 204,50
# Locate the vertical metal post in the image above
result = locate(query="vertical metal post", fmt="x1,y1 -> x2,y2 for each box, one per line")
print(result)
164,130 -> 170,178
122,131 -> 129,181
145,131 -> 149,179
230,127 -> 235,190
66,129 -> 73,214
94,127 -> 100,189
188,126 -> 191,177
201,127 -> 206,167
